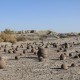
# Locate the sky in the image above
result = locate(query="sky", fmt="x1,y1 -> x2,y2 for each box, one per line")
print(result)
0,0 -> 80,33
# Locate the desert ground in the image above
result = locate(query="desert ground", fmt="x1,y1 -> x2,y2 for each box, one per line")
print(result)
0,30 -> 80,80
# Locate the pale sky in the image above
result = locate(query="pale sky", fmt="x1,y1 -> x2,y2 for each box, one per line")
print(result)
0,0 -> 80,33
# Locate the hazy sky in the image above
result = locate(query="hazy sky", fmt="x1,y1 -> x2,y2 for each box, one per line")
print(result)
0,0 -> 80,32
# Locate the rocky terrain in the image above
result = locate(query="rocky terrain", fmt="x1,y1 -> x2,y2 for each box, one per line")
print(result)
0,29 -> 80,80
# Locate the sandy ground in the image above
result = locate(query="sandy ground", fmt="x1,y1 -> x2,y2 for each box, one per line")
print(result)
0,37 -> 80,80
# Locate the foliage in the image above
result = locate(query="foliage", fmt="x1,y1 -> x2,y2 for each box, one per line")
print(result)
0,29 -> 17,43
16,36 -> 26,41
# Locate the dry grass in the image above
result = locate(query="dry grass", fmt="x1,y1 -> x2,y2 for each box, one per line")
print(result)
16,36 -> 27,41
0,29 -> 16,44
0,33 -> 17,44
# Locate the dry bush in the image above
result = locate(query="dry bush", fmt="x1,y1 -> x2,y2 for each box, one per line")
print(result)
0,37 -> 4,42
17,36 -> 26,41
8,49 -> 12,54
74,55 -> 79,58
3,29 -> 14,34
30,30 -> 36,33
71,63 -> 76,67
78,54 -> 80,58
60,54 -> 66,60
64,53 -> 68,56
0,32 -> 17,44
31,48 -> 35,53
13,50 -> 16,53
69,53 -> 72,57
23,50 -> 26,54
39,35 -> 47,40
4,48 -> 7,52
15,56 -> 19,60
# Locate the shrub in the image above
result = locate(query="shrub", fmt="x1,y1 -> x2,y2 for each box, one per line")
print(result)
74,55 -> 79,58
0,33 -> 17,44
60,54 -> 66,60
52,43 -> 58,48
4,48 -> 7,52
0,37 -> 4,42
78,54 -> 80,58
64,43 -> 68,48
34,51 -> 37,55
20,44 -> 24,48
3,29 -> 14,34
63,48 -> 67,52
8,49 -> 12,54
46,30 -> 52,35
31,48 -> 35,53
0,29 -> 17,43
19,53 -> 23,56
69,53 -> 72,57
45,45 -> 49,48
64,53 -> 68,56
39,35 -> 47,40
30,30 -> 36,33
15,56 -> 19,60
78,33 -> 80,36
17,36 -> 26,41
15,47 -> 18,51
23,50 -> 26,54
13,50 -> 16,53
57,49 -> 60,52
71,63 -> 76,67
